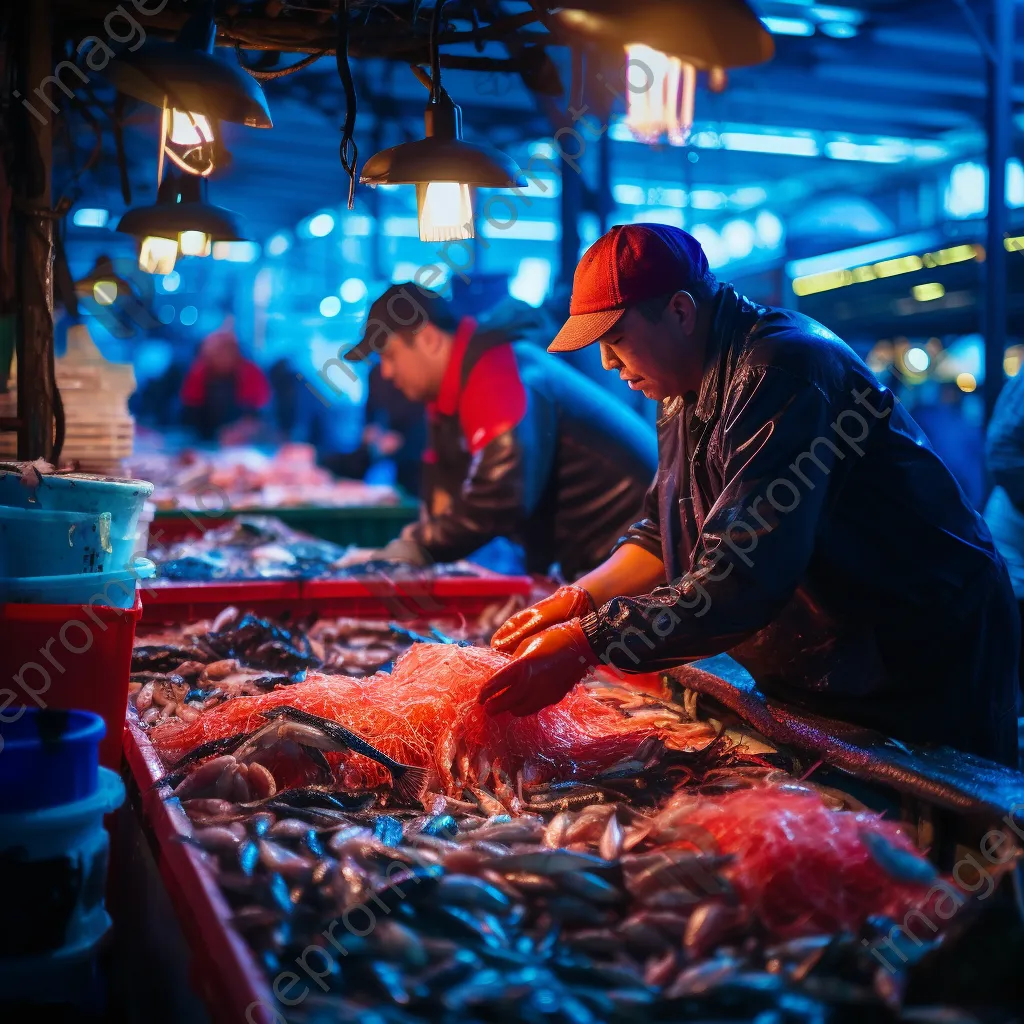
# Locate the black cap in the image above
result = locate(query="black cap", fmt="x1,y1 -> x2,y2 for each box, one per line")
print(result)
344,283 -> 457,362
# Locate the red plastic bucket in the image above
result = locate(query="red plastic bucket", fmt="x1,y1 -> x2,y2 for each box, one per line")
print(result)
0,594 -> 142,770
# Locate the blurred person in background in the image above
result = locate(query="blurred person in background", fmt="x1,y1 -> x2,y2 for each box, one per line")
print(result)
344,283 -> 658,578
985,370 -> 1024,693
296,361 -> 427,495
131,339 -> 189,429
911,381 -> 985,509
180,319 -> 271,444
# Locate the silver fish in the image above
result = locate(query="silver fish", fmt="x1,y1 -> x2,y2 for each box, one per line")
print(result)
859,830 -> 937,885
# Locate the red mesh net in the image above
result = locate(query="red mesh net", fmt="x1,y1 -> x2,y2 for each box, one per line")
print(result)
151,643 -> 714,791
654,786 -> 940,938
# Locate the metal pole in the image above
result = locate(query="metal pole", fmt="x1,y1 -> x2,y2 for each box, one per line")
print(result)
15,0 -> 55,461
558,159 -> 582,287
984,0 -> 1013,425
597,129 -> 612,234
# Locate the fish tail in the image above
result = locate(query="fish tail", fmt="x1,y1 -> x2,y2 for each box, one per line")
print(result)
391,763 -> 429,804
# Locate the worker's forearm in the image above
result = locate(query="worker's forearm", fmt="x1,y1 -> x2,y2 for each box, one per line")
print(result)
576,542 -> 666,607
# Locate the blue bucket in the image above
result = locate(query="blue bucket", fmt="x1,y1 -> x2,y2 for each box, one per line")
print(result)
0,708 -> 105,812
0,765 -> 123,958
0,470 -> 154,557
0,506 -> 114,577
0,557 -> 156,608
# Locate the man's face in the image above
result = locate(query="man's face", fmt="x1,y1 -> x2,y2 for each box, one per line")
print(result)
378,327 -> 447,403
203,334 -> 240,376
598,292 -> 705,402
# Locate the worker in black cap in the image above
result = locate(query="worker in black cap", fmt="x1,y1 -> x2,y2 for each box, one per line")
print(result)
344,282 -> 658,580
481,224 -> 1020,767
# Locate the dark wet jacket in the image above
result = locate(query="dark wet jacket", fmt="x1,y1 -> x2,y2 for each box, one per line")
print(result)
406,318 -> 658,578
580,286 -> 1020,763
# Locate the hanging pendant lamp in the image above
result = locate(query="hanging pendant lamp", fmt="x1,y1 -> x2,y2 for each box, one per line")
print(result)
102,0 -> 271,177
117,173 -> 246,276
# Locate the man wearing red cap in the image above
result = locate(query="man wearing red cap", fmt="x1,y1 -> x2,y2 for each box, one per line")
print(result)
481,223 -> 1020,765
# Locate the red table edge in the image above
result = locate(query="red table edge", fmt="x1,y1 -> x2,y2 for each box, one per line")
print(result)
123,720 -> 277,1024
138,572 -> 533,624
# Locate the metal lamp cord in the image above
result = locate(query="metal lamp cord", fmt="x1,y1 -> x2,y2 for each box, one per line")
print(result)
430,0 -> 449,104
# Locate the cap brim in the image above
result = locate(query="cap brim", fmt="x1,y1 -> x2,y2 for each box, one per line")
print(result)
343,340 -> 371,362
547,308 -> 625,353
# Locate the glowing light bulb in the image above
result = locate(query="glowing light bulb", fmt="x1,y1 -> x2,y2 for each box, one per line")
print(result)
625,44 -> 696,147
416,182 -> 473,242
179,230 -> 212,257
92,280 -> 117,305
170,110 -> 214,146
163,106 -> 216,176
139,236 -> 178,275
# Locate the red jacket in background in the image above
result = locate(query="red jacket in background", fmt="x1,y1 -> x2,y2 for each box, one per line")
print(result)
180,358 -> 271,409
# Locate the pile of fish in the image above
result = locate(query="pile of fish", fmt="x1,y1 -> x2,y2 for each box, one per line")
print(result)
131,610 -> 493,732
181,785 -> 962,1024
130,613 -> 1022,1023
148,515 -> 479,582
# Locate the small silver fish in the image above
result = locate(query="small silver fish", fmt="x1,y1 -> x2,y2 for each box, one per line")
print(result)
859,830 -> 937,885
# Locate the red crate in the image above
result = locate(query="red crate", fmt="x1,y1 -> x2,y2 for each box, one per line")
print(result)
139,580 -> 302,625
298,571 -> 532,620
140,571 -> 532,625
0,594 -> 143,770
123,722 -> 275,1023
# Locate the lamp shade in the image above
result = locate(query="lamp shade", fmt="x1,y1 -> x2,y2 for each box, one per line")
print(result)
101,0 -> 271,127
555,0 -> 774,69
361,89 -> 525,188
116,175 -> 247,241
361,137 -> 525,187
74,256 -> 134,299
103,41 -> 272,127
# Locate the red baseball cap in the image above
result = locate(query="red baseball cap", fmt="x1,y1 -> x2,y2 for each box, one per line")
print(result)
548,224 -> 710,353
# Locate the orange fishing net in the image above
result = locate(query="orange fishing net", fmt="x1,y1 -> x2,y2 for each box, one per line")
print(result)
151,643 -> 715,792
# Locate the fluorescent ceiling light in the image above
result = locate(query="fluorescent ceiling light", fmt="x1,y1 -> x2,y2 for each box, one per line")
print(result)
633,208 -> 685,228
212,241 -> 260,262
480,219 -> 558,241
761,16 -> 814,36
819,22 -> 857,37
787,231 -> 939,278
382,216 -> 420,237
73,208 -> 110,228
346,215 -> 373,236
720,132 -> 819,156
613,183 -> 646,206
690,190 -> 728,210
825,140 -> 909,163
810,6 -> 862,23
730,186 -> 768,209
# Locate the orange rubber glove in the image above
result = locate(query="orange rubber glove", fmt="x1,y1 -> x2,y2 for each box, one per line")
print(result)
490,584 -> 594,654
479,620 -> 597,717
